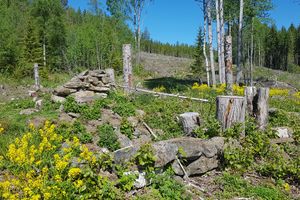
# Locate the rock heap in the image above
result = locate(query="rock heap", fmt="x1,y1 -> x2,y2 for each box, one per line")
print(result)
52,69 -> 115,104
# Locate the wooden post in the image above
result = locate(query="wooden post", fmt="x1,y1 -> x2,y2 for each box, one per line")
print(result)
123,44 -> 132,93
225,36 -> 233,95
216,96 -> 246,133
254,87 -> 269,130
179,112 -> 201,135
105,68 -> 115,86
244,86 -> 257,115
34,63 -> 40,90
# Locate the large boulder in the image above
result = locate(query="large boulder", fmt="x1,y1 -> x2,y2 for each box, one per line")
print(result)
54,86 -> 76,96
71,91 -> 96,104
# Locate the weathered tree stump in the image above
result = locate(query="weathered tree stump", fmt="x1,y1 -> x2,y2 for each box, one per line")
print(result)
216,96 -> 246,133
254,87 -> 269,130
105,68 -> 115,86
34,63 -> 40,90
244,86 -> 257,115
179,112 -> 201,135
123,44 -> 132,93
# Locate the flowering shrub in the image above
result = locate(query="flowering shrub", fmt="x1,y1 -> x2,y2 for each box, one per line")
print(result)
192,83 -> 245,96
153,85 -> 166,92
0,124 -> 4,134
269,88 -> 289,97
0,122 -> 122,199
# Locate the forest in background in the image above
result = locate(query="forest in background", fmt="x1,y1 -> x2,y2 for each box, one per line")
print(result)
0,0 -> 300,80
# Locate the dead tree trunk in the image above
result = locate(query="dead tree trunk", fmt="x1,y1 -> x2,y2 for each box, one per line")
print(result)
216,96 -> 246,134
244,86 -> 257,115
207,0 -> 216,88
220,0 -> 226,84
123,44 -> 132,93
225,36 -> 233,95
179,112 -> 201,135
236,0 -> 244,83
215,0 -> 222,84
203,0 -> 210,86
34,63 -> 40,90
254,88 -> 269,130
105,68 -> 115,86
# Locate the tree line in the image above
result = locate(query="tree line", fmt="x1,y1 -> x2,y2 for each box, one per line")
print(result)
0,0 -> 194,77
191,0 -> 300,89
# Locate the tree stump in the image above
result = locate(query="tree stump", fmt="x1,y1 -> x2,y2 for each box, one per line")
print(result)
254,87 -> 269,130
123,44 -> 132,93
105,68 -> 115,87
179,112 -> 201,135
244,86 -> 257,115
216,96 -> 246,133
34,63 -> 40,90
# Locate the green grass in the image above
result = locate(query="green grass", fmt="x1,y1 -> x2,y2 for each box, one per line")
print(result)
216,173 -> 290,200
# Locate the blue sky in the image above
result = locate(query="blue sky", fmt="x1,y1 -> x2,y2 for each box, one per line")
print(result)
69,0 -> 300,45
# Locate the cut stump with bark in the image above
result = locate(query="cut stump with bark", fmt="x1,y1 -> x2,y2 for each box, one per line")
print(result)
244,86 -> 257,115
179,112 -> 201,135
216,96 -> 246,134
254,87 -> 269,130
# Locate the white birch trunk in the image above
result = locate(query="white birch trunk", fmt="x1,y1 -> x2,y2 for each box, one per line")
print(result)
215,0 -> 222,84
123,44 -> 133,93
236,0 -> 244,83
43,36 -> 46,67
203,0 -> 210,86
207,0 -> 216,88
250,18 -> 254,86
220,0 -> 226,84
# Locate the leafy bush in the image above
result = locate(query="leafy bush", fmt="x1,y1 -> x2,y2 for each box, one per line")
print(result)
97,124 -> 120,151
135,143 -> 156,173
79,132 -> 93,144
120,119 -> 134,139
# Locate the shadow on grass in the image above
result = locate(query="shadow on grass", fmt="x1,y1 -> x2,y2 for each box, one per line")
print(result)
143,77 -> 201,93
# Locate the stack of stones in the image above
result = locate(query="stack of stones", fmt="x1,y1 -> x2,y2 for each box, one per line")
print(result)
51,69 -> 115,104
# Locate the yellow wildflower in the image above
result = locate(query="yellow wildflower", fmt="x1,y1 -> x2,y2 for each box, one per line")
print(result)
269,88 -> 289,97
44,192 -> 51,200
74,179 -> 84,188
68,168 -> 81,178
0,124 -> 4,134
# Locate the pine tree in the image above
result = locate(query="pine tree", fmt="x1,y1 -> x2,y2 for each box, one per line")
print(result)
191,28 -> 205,76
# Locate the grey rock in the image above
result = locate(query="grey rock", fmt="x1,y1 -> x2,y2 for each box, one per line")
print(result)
51,95 -> 66,103
117,132 -> 133,148
186,155 -> 219,176
101,109 -> 122,127
71,91 -> 95,103
152,141 -> 178,167
95,93 -> 108,99
35,99 -> 43,110
172,160 -> 184,176
85,76 -> 99,85
101,76 -> 111,84
134,172 -> 147,189
114,146 -> 139,164
59,112 -> 74,123
54,86 -> 76,96
68,112 -> 81,118
78,70 -> 89,77
89,70 -> 106,78
64,79 -> 90,89
20,108 -> 38,115
132,134 -> 152,146
89,86 -> 110,93
273,127 -> 293,138
27,117 -> 46,128
127,116 -> 139,127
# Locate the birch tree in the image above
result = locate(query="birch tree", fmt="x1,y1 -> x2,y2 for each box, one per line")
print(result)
203,0 -> 210,86
236,0 -> 244,83
220,0 -> 225,84
207,0 -> 216,87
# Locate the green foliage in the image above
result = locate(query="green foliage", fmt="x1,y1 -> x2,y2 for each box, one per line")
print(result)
194,118 -> 221,139
120,119 -> 134,139
63,96 -> 102,120
217,172 -> 289,200
150,168 -> 191,200
79,132 -> 93,144
191,27 -> 204,75
135,144 -> 156,173
97,124 -> 120,151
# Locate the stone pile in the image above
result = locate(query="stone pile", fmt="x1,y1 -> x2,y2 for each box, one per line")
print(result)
51,69 -> 115,104
114,137 -> 224,176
